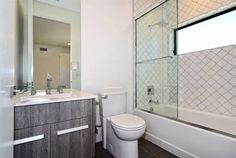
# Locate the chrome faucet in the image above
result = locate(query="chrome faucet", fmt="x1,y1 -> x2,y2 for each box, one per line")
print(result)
46,74 -> 52,95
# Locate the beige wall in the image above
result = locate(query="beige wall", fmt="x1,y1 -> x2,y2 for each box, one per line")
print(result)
59,53 -> 70,88
33,44 -> 70,90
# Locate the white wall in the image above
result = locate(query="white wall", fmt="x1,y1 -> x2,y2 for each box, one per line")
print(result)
80,0 -> 133,113
0,0 -> 16,157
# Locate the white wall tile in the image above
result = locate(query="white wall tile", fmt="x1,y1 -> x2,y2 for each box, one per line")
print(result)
178,45 -> 236,117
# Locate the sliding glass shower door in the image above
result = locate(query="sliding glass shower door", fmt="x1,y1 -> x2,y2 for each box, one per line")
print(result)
135,0 -> 178,119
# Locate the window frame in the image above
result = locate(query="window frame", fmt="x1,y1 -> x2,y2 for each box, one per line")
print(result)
174,7 -> 236,55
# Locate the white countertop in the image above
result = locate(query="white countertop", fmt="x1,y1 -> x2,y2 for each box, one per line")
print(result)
14,89 -> 97,107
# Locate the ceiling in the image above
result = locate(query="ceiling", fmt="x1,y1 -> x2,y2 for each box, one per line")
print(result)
33,17 -> 70,47
35,0 -> 80,13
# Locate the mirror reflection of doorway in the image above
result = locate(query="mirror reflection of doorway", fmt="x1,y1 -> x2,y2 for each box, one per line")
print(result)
33,17 -> 71,90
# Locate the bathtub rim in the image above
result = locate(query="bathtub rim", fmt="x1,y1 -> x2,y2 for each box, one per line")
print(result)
134,108 -> 236,139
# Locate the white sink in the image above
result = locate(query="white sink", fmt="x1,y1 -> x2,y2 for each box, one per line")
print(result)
20,93 -> 73,102
20,98 -> 50,103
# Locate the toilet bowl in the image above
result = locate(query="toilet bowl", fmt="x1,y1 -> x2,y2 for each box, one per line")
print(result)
105,114 -> 146,158
109,114 -> 146,158
100,88 -> 146,158
111,114 -> 146,141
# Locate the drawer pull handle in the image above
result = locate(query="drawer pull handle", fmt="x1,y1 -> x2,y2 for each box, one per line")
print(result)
57,125 -> 89,136
14,134 -> 44,145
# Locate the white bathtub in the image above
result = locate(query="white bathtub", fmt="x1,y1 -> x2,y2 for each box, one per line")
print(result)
178,107 -> 236,136
138,104 -> 177,118
134,107 -> 236,158
138,105 -> 236,135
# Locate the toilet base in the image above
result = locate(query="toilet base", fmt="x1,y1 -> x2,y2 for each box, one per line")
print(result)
106,119 -> 139,158
118,140 -> 138,158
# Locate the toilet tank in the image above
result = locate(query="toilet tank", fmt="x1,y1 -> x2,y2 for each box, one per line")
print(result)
101,87 -> 127,117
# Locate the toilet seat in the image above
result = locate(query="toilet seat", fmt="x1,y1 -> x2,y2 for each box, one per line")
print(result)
110,114 -> 145,131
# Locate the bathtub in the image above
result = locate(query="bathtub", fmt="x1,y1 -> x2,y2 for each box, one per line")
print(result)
178,107 -> 236,136
138,105 -> 236,135
134,107 -> 236,158
138,104 -> 177,118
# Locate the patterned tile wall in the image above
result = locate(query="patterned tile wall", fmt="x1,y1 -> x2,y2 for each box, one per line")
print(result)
178,45 -> 236,117
136,6 -> 163,62
136,60 -> 164,107
135,0 -> 236,118
134,0 -> 235,24
136,0 -> 177,62
136,0 -> 178,111
133,0 -> 165,17
178,0 -> 236,26
136,57 -> 178,108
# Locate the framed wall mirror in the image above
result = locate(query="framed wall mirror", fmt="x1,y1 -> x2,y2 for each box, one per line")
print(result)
33,17 -> 71,90
16,0 -> 81,91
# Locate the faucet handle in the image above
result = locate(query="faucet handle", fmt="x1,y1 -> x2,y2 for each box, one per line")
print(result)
57,85 -> 66,93
31,87 -> 37,95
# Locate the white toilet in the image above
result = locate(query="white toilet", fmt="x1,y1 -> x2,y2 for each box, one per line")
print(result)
100,88 -> 146,158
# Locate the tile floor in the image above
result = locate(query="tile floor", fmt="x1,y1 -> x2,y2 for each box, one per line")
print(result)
95,138 -> 179,158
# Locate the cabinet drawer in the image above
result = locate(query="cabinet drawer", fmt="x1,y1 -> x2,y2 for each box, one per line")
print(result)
51,118 -> 92,158
14,125 -> 50,158
15,99 -> 94,129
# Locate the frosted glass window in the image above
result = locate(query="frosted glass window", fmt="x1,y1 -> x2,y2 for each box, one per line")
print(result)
178,10 -> 236,54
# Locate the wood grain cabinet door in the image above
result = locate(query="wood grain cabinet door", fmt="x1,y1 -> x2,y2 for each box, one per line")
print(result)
14,125 -> 50,158
51,118 -> 92,158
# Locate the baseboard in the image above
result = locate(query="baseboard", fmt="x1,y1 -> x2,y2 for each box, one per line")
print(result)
144,132 -> 198,158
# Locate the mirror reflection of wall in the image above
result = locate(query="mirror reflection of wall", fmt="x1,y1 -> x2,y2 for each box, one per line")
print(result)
33,17 -> 71,90
15,0 -> 81,91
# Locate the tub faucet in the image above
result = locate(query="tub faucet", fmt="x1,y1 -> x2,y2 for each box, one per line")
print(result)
46,74 -> 52,95
149,99 -> 159,104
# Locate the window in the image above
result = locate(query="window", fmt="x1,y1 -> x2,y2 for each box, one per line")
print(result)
177,9 -> 236,54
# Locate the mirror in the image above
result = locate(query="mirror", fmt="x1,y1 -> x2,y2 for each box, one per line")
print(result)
33,17 -> 71,90
16,0 -> 81,91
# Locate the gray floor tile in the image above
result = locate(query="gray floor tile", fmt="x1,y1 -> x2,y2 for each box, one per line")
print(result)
138,138 -> 164,155
95,138 -> 178,158
150,151 -> 179,158
95,143 -> 114,158
138,146 -> 151,158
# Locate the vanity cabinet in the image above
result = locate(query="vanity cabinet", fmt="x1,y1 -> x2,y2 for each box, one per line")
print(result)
14,99 -> 96,158
14,125 -> 50,158
51,118 -> 91,158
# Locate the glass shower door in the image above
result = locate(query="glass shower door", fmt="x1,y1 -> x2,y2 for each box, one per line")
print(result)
135,0 -> 178,119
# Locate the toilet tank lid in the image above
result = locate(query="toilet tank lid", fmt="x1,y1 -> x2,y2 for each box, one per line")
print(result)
100,87 -> 127,96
